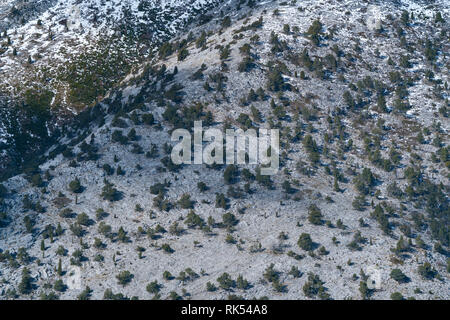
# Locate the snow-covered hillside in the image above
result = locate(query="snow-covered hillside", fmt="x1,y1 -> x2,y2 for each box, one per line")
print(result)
0,0 -> 225,100
0,0 -> 449,300
0,0 -> 236,178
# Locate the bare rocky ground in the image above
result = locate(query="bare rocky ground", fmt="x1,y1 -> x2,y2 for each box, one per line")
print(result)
0,0 -> 449,300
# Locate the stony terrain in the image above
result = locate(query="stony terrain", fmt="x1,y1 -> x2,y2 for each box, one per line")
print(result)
0,0 -> 449,300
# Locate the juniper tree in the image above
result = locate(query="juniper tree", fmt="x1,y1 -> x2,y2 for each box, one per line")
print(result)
116,271 -> 134,287
206,282 -> 217,292
146,281 -> 161,294
390,292 -> 404,300
18,268 -> 33,295
117,227 -> 129,243
298,233 -> 314,251
308,204 -> 323,225
217,272 -> 235,290
288,266 -> 301,278
54,279 -> 66,292
77,286 -> 93,300
302,273 -> 329,299
307,19 -> 323,46
57,258 -> 63,276
390,269 -> 408,283
101,179 -> 120,201
40,240 -> 45,258
359,281 -> 370,300
417,262 -> 436,280
435,11 -> 444,24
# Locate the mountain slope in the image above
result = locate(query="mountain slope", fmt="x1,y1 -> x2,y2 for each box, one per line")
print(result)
0,0 -> 449,300
0,0 -> 234,178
